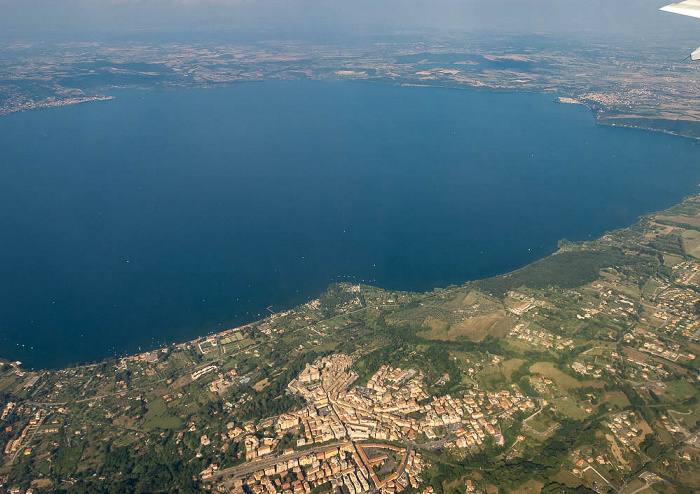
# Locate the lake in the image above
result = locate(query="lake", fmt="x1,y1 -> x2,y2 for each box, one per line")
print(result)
0,81 -> 698,368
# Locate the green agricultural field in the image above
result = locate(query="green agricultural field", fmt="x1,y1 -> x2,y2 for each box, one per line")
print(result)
528,415 -> 554,433
551,469 -> 584,489
665,380 -> 698,402
220,332 -> 244,345
143,398 -> 183,430
417,311 -> 515,342
529,362 -> 603,392
525,412 -> 559,437
500,358 -> 526,382
0,376 -> 19,392
602,391 -> 631,410
643,279 -> 662,296
507,479 -> 543,494
223,337 -> 256,353
550,397 -> 589,420
476,364 -> 506,390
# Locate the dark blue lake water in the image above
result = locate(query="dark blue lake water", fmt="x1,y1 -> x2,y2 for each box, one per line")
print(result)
1,81 -> 699,368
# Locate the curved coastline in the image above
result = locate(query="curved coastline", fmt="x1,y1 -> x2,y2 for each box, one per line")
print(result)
3,77 -> 700,142
1,192 -> 697,372
1,81 -> 700,369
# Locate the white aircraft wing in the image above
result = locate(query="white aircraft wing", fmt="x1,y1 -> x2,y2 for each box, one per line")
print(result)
661,0 -> 700,60
661,0 -> 700,18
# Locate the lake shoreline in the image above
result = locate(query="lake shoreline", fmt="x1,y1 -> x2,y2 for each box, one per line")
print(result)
3,192 -> 697,372
3,79 -> 700,141
2,81 -> 699,369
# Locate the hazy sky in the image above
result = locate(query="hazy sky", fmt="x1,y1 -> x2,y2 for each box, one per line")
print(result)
1,0 -> 698,41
